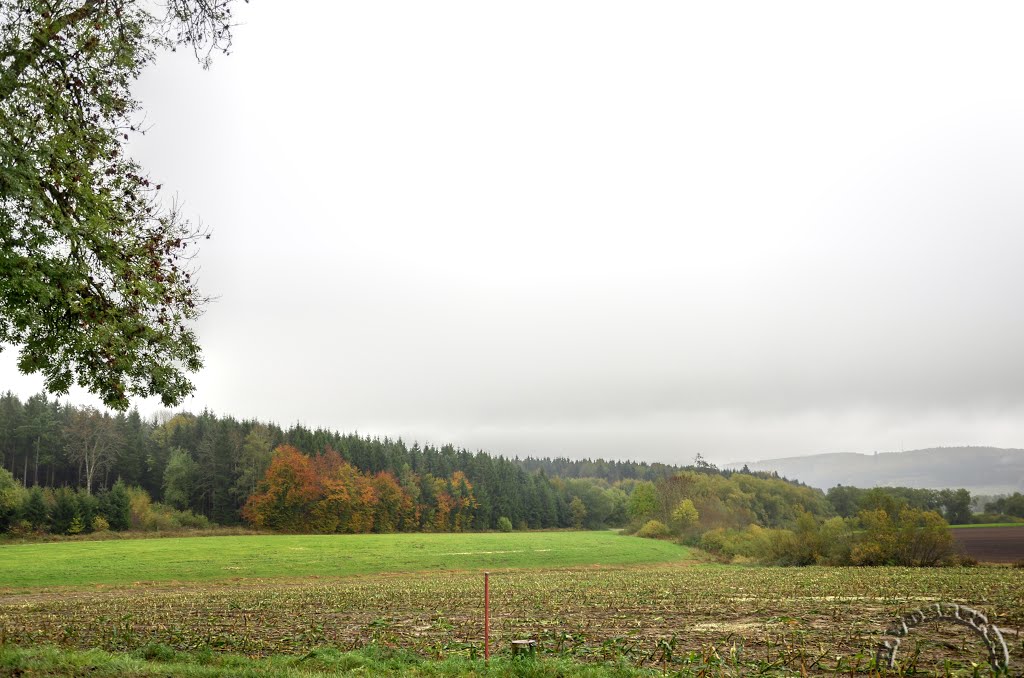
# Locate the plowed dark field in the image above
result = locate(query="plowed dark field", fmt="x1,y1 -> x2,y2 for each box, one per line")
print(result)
952,526 -> 1024,562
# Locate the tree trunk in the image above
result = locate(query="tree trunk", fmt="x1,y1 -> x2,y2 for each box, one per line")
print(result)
33,436 -> 40,486
84,441 -> 94,495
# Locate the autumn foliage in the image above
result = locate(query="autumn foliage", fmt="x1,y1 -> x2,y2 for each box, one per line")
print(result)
242,445 -> 476,533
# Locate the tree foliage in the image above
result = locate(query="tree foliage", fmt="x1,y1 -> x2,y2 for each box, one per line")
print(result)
0,0 -> 243,409
0,392 -> 637,531
826,485 -> 975,525
161,447 -> 197,510
627,480 -> 657,520
0,390 -> 976,559
568,496 -> 587,529
671,498 -> 699,530
242,445 -> 479,534
985,492 -> 1024,518
0,466 -> 23,531
700,507 -> 956,567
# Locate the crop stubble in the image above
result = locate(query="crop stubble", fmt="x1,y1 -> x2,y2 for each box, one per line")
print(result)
1,564 -> 1021,674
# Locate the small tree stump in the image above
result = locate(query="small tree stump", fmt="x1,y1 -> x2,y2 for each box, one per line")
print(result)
510,639 -> 537,657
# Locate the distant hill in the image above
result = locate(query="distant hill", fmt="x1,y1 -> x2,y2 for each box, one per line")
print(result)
727,447 -> 1024,494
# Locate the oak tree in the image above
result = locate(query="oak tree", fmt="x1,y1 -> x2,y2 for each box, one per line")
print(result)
0,0 -> 243,409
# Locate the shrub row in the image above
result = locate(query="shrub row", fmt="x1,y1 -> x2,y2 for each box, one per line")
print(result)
0,468 -> 210,537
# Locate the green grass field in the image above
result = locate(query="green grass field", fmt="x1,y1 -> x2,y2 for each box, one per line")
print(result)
0,645 -> 668,677
0,530 -> 692,588
949,522 -> 1024,528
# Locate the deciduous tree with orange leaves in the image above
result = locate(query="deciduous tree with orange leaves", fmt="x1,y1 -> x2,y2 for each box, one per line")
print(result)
241,445 -> 319,532
242,445 -> 477,534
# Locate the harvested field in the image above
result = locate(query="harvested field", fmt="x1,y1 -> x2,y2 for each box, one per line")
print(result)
1,564 -> 1022,675
952,525 -> 1024,563
2,533 -> 1023,674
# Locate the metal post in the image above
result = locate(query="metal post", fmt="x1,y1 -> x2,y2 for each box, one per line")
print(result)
484,571 -> 490,662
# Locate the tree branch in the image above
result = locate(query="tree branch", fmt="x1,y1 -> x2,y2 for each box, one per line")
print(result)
0,0 -> 102,105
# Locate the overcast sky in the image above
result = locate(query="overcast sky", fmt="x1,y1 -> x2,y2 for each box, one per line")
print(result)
4,1 -> 1024,466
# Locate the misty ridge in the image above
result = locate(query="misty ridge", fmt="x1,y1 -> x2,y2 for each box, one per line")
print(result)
729,446 -> 1024,495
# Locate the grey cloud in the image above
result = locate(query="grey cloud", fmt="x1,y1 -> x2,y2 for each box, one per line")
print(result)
6,1 -> 1024,468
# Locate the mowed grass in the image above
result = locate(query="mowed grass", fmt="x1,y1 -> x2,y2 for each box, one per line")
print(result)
0,531 -> 691,589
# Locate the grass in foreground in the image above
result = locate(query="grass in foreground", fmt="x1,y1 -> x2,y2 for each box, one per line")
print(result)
0,531 -> 691,588
0,644 -> 664,677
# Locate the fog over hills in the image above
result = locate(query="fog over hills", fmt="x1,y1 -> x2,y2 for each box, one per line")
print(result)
728,447 -> 1024,495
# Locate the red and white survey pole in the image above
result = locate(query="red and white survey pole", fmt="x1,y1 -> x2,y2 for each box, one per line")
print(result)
484,571 -> 490,662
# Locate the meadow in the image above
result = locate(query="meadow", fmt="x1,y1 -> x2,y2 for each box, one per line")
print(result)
1,532 -> 1022,676
0,531 -> 687,588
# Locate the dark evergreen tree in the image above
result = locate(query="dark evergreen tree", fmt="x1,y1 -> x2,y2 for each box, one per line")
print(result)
0,392 -> 22,475
21,486 -> 48,530
98,481 -> 131,531
50,488 -> 78,535
76,491 -> 99,533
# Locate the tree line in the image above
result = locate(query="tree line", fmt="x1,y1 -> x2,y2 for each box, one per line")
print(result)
1,390 -> 1006,568
0,392 -> 685,533
620,464 -> 997,566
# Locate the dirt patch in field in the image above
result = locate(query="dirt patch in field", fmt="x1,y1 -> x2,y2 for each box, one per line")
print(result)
952,526 -> 1024,563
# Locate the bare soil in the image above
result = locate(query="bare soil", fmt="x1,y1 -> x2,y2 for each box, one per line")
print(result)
951,526 -> 1024,563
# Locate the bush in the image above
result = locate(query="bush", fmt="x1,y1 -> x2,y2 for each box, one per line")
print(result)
142,507 -> 176,532
172,509 -> 210,529
497,516 -> 513,532
126,485 -> 152,529
7,519 -> 33,538
139,502 -> 212,531
699,525 -> 778,561
699,527 -> 744,559
847,507 -> 954,566
893,507 -> 954,566
817,516 -> 854,564
951,554 -> 978,567
636,519 -> 670,539
756,528 -> 805,565
92,515 -> 110,532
